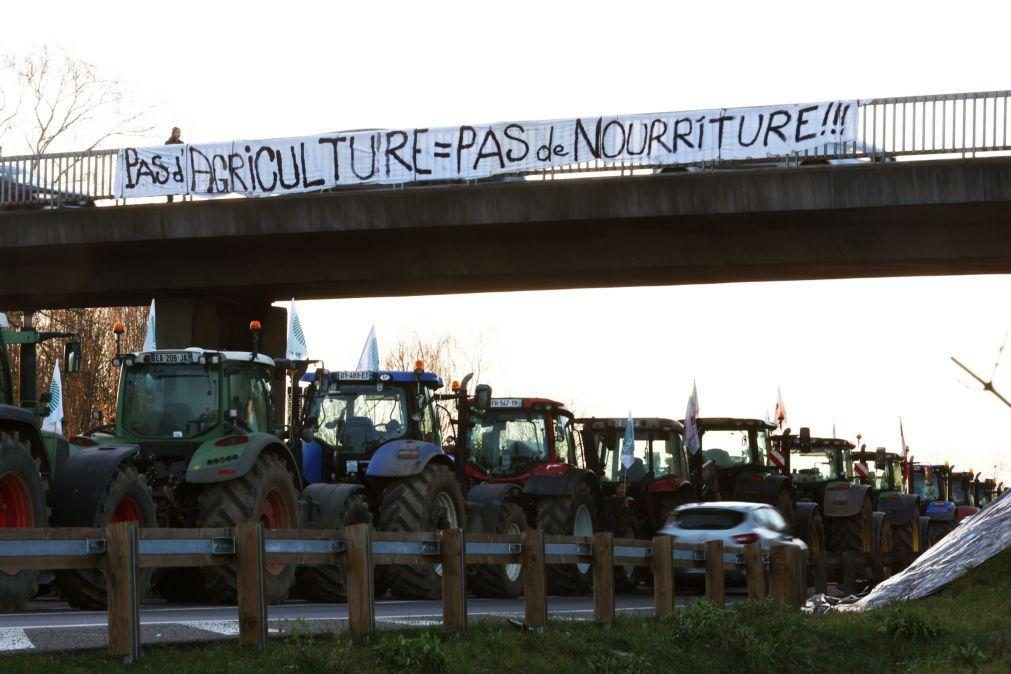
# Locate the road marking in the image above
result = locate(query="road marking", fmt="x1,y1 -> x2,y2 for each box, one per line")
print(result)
0,628 -> 34,651
182,620 -> 240,636
379,618 -> 443,627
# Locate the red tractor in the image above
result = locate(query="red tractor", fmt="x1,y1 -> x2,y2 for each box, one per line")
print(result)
447,384 -> 601,596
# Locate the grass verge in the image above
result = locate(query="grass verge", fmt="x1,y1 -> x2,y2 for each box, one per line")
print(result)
7,549 -> 1010,674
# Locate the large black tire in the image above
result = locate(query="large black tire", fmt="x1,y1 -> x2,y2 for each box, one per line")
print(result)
918,516 -> 931,551
927,520 -> 955,547
378,463 -> 466,599
806,511 -> 825,554
611,506 -> 641,592
469,501 -> 528,599
775,488 -> 795,527
295,490 -> 372,602
872,512 -> 893,581
198,453 -> 300,604
55,464 -> 157,609
828,497 -> 872,554
890,519 -> 919,570
536,481 -> 596,596
0,430 -> 47,611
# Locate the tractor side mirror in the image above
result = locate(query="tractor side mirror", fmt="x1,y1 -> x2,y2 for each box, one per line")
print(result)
474,384 -> 492,412
799,427 -> 811,451
65,341 -> 82,373
301,427 -> 315,443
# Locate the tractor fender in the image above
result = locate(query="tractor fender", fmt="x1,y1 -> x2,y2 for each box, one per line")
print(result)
51,444 -> 141,527
0,407 -> 50,474
924,500 -> 956,522
732,473 -> 791,507
364,438 -> 450,479
793,501 -> 820,542
522,467 -> 599,498
465,482 -> 523,535
876,493 -> 919,526
301,482 -> 371,530
185,432 -> 301,485
822,483 -> 872,519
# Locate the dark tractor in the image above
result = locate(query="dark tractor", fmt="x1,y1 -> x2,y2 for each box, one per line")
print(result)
295,365 -> 464,601
909,463 -> 977,545
0,312 -> 82,610
775,433 -> 890,561
973,477 -> 999,509
948,468 -> 982,520
448,385 -> 600,597
852,448 -> 927,565
61,323 -> 302,608
687,418 -> 825,554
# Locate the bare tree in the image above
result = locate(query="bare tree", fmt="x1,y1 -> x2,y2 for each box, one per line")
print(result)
0,47 -> 151,158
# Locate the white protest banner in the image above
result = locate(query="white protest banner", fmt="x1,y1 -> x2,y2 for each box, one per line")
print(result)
116,99 -> 858,199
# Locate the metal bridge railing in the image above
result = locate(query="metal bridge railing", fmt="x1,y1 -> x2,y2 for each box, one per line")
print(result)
2,90 -> 1010,210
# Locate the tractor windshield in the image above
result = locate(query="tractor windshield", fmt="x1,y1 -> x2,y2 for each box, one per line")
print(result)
790,449 -> 837,483
468,410 -> 548,476
950,479 -> 967,505
311,385 -> 408,454
594,428 -> 683,482
700,428 -> 765,468
912,471 -> 942,501
121,364 -> 220,438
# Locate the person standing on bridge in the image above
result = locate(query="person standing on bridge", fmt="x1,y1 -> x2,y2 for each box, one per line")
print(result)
165,127 -> 184,202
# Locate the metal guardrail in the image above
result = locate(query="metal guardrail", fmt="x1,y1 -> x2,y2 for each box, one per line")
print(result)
3,90 -> 1008,210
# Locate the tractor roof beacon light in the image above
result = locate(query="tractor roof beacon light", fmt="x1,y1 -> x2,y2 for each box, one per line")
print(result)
249,320 -> 262,359
414,360 -> 425,376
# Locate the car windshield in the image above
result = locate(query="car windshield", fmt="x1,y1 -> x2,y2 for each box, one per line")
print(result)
673,508 -> 745,530
121,364 -> 219,438
469,410 -> 547,476
595,427 -> 683,481
790,449 -> 837,482
701,428 -> 764,468
311,385 -> 408,454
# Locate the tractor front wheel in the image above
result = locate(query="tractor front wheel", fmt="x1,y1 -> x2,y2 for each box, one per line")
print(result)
470,501 -> 528,599
198,452 -> 300,604
829,497 -> 873,554
56,464 -> 156,609
0,430 -> 47,611
295,487 -> 372,602
537,481 -> 596,595
927,520 -> 955,547
378,464 -> 466,599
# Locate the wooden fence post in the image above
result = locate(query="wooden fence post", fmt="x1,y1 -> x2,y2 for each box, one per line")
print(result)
792,548 -> 809,607
704,540 -> 724,608
441,528 -> 467,635
812,551 -> 828,595
236,522 -> 266,649
346,523 -> 375,640
106,521 -> 140,662
652,536 -> 674,618
522,529 -> 547,631
592,532 -> 614,626
743,542 -> 765,600
769,545 -> 788,605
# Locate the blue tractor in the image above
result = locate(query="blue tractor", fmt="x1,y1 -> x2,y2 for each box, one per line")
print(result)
295,364 -> 465,600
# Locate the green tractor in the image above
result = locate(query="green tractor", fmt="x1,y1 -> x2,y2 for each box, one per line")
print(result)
59,321 -> 301,608
851,448 -> 928,566
0,311 -> 82,610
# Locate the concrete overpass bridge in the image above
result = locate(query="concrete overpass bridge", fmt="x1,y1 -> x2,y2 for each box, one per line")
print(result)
2,90 -> 1010,350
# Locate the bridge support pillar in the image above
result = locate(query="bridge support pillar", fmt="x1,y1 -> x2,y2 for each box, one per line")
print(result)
154,297 -> 285,354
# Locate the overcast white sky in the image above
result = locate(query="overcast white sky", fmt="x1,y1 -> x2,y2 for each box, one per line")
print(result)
4,1 -> 1011,482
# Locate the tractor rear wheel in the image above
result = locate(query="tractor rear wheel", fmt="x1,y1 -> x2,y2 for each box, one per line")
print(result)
829,497 -> 872,553
927,520 -> 955,547
890,519 -> 919,569
295,488 -> 372,602
0,430 -> 47,611
198,453 -> 300,604
56,464 -> 156,609
379,464 -> 466,599
537,481 -> 596,595
470,501 -> 528,598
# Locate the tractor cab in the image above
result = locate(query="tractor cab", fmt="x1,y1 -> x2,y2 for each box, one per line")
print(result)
461,397 -> 579,486
948,469 -> 977,508
689,418 -> 776,502
851,449 -> 904,500
576,417 -> 695,531
775,434 -> 854,504
299,367 -> 442,484
974,478 -> 998,508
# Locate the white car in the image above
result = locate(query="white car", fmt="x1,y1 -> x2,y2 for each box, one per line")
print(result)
657,502 -> 807,583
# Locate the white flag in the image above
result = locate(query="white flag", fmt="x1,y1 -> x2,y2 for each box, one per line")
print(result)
621,411 -> 636,470
684,381 -> 701,455
775,387 -> 786,430
41,361 -> 64,435
356,325 -> 380,371
286,298 -> 309,360
142,299 -> 156,352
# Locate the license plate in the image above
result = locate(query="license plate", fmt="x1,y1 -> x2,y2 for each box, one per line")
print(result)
150,352 -> 194,364
335,371 -> 371,381
346,460 -> 358,474
490,398 -> 523,408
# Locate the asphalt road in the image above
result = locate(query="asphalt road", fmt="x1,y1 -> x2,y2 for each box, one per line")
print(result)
0,589 -> 745,654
